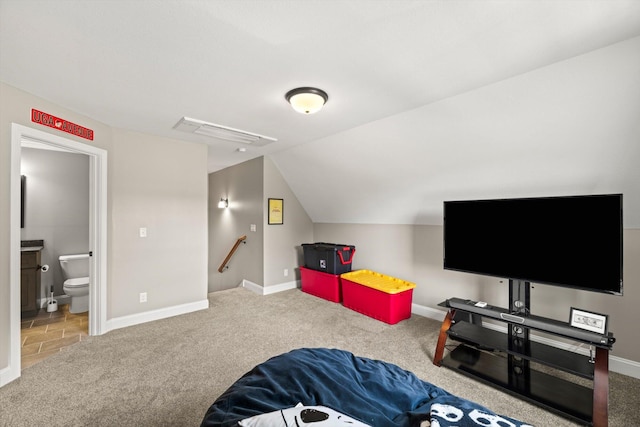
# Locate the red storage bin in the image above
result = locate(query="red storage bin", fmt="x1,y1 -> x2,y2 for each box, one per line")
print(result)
300,266 -> 341,303
340,270 -> 416,324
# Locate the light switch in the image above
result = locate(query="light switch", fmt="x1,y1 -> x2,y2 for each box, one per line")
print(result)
250,224 -> 256,232
139,227 -> 147,238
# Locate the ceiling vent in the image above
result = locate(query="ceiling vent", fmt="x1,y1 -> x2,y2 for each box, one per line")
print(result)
173,117 -> 277,146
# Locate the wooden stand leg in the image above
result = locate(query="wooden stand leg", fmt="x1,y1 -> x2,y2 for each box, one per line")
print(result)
592,347 -> 609,427
433,309 -> 455,366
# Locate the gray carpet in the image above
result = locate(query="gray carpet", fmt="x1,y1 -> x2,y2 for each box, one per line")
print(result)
1,287 -> 638,426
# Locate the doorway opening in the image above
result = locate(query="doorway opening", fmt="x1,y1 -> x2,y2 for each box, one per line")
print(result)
5,123 -> 107,386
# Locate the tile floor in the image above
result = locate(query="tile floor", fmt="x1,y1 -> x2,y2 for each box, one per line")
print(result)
21,304 -> 88,369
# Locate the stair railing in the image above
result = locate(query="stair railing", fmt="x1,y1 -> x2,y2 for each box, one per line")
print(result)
218,235 -> 247,273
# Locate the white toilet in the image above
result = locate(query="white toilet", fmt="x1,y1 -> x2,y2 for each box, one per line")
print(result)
59,253 -> 90,313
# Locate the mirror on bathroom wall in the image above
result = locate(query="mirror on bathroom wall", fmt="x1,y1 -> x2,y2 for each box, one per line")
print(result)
21,175 -> 25,228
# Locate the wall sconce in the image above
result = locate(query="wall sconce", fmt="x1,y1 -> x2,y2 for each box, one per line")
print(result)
218,198 -> 228,209
285,87 -> 328,114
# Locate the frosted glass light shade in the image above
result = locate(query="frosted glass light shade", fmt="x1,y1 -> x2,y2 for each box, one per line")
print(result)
285,87 -> 328,114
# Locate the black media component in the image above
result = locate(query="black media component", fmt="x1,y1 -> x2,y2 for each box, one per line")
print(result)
446,297 -> 615,347
438,297 -> 615,425
443,193 -> 623,295
438,194 -> 621,426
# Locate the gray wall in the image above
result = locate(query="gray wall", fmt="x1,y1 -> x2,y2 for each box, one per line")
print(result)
20,147 -> 90,299
263,156 -> 314,286
1,82 -> 209,372
208,157 -> 265,292
109,128 -> 208,317
314,223 -> 640,364
208,156 -> 313,292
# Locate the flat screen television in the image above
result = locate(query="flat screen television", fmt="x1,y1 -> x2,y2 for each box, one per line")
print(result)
443,194 -> 623,295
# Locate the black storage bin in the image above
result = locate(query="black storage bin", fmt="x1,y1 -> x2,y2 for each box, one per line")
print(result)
302,242 -> 356,275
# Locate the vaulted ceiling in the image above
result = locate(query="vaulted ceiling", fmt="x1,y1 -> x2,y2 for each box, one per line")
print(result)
2,1 -> 640,226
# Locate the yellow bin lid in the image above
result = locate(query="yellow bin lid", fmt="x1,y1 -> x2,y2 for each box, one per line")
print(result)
341,270 -> 416,294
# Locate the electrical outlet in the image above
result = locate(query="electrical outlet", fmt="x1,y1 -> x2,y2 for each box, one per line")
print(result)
139,292 -> 147,303
284,268 -> 289,277
250,224 -> 256,232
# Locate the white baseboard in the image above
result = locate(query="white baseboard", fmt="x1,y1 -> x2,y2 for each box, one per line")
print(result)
105,299 -> 210,332
610,354 -> 640,379
240,279 -> 263,295
411,302 -> 640,380
240,279 -> 299,295
412,303 -> 447,321
0,364 -> 19,388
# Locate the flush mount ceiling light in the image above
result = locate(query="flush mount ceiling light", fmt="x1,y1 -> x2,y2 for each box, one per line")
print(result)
285,87 -> 328,114
173,117 -> 277,146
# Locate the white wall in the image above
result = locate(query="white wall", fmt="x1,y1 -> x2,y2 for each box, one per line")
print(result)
273,36 -> 640,227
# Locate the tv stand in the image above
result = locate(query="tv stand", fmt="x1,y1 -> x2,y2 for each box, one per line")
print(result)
433,297 -> 614,427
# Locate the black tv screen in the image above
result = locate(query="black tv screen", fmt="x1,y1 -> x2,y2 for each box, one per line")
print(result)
443,194 -> 623,295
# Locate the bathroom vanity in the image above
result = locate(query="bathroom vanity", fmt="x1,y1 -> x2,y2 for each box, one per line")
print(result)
21,241 -> 43,318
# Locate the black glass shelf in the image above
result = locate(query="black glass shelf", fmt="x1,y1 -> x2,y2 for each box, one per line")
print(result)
442,345 -> 593,425
447,321 -> 595,379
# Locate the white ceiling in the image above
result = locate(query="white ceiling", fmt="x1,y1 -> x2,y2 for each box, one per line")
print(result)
2,1 -> 640,226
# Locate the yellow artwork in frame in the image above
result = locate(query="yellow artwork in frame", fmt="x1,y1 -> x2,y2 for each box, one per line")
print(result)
268,198 -> 283,225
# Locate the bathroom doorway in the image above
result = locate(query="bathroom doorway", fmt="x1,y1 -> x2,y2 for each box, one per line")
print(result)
21,141 -> 90,308
6,123 -> 107,385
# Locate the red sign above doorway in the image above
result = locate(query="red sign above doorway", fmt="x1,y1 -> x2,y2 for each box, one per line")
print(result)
31,109 -> 94,141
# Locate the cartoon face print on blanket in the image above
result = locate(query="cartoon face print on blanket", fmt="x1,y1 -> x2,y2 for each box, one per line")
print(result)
238,404 -> 372,427
428,403 -> 534,427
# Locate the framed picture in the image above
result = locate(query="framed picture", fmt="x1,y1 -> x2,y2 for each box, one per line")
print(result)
570,307 -> 608,335
268,198 -> 283,225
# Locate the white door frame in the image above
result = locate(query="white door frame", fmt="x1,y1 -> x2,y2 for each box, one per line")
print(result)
5,123 -> 107,385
